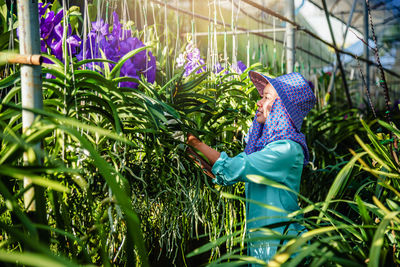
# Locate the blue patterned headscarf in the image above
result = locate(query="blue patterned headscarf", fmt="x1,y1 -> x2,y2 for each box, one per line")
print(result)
244,71 -> 316,165
244,98 -> 309,164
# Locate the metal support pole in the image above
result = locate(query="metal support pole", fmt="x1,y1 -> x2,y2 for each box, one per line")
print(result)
150,0 -> 400,78
327,0 -> 357,97
364,0 -> 370,94
285,0 -> 295,73
322,0 -> 352,108
17,0 -> 43,211
184,28 -> 287,37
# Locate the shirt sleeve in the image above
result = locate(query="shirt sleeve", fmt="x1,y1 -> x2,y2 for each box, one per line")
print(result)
211,140 -> 304,187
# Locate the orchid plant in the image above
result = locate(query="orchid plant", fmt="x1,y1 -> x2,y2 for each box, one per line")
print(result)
77,12 -> 156,88
176,41 -> 206,77
38,3 -> 80,63
38,3 -> 156,89
176,41 -> 247,77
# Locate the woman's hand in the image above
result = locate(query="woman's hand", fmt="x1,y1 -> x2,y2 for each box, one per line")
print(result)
185,133 -> 217,178
186,133 -> 220,166
186,147 -> 215,179
187,133 -> 200,146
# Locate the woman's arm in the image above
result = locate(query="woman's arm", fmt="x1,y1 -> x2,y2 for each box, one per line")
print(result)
186,147 -> 215,178
187,133 -> 221,165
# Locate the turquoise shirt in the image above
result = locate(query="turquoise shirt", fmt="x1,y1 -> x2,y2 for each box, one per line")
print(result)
211,139 -> 304,263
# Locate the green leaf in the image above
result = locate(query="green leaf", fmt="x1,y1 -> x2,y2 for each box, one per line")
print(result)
5,103 -> 135,147
355,134 -> 392,171
56,125 -> 148,266
379,120 -> 400,139
360,119 -> 395,170
0,30 -> 14,50
42,55 -> 65,70
180,71 -> 209,91
386,199 -> 400,211
0,250 -> 75,267
0,165 -> 70,193
0,182 -> 38,237
355,195 -> 374,239
317,152 -> 367,223
0,1 -> 8,32
271,226 -> 340,265
187,231 -> 241,257
51,0 -> 61,12
109,46 -> 149,78
0,71 -> 20,89
368,211 -> 399,267
74,58 -> 117,68
221,191 -> 286,213
42,67 -> 69,83
1,85 -> 20,104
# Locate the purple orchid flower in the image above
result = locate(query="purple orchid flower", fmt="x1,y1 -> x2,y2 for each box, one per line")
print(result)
175,42 -> 247,77
176,53 -> 185,67
118,37 -> 156,88
213,62 -> 223,73
187,48 -> 201,61
49,23 -> 81,61
176,42 -> 206,77
231,60 -> 247,74
92,19 -> 109,37
183,58 -> 206,77
38,4 -> 156,88
38,3 -> 50,18
77,12 -> 156,88
39,7 -> 80,63
112,12 -> 122,38
237,60 -> 247,72
77,32 -> 98,61
40,11 -> 56,41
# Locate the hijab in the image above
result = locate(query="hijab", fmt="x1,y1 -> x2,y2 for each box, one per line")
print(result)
244,98 -> 309,165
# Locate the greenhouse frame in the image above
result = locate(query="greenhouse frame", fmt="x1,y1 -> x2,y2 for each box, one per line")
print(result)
0,0 -> 400,266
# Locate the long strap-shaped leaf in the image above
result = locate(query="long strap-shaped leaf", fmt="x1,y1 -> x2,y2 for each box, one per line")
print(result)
108,46 -> 150,79
57,124 -> 148,266
367,210 -> 399,267
317,152 -> 367,224
3,102 -> 148,264
0,71 -> 20,89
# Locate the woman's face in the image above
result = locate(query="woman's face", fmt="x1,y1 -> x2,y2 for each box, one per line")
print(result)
256,83 -> 279,124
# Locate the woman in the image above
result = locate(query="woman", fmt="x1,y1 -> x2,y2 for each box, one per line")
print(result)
187,71 -> 316,264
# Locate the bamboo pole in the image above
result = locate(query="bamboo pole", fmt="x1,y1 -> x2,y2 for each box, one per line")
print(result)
17,0 -> 43,212
0,53 -> 42,65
